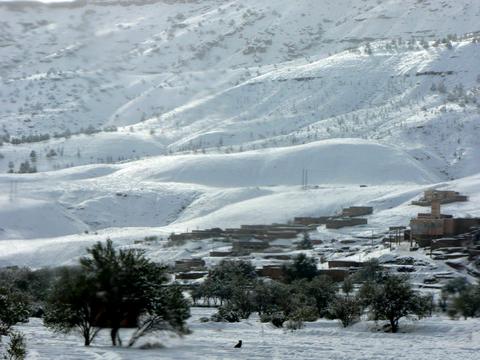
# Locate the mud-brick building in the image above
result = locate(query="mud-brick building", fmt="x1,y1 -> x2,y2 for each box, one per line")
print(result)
341,206 -> 373,217
232,239 -> 270,255
411,190 -> 468,206
325,217 -> 368,229
293,216 -> 330,226
257,265 -> 286,281
410,193 -> 480,246
174,258 -> 206,272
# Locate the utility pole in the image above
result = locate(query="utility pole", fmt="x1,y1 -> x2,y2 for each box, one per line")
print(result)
9,180 -> 17,202
301,168 -> 309,190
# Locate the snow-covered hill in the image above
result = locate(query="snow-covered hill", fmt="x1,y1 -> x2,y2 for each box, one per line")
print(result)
0,0 -> 479,266
1,0 -> 479,175
1,138 -> 480,267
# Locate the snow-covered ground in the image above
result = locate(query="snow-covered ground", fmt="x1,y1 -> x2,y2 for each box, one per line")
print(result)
16,307 -> 480,360
0,1 -> 479,358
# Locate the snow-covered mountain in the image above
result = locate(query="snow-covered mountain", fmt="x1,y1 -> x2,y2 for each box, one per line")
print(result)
0,0 -> 479,266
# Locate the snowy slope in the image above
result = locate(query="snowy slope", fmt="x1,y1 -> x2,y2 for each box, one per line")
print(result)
0,0 -> 479,268
0,0 -> 479,177
1,142 -> 479,268
0,138 -> 437,239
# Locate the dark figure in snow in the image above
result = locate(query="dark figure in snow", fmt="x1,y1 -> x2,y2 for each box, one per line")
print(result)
234,340 -> 242,348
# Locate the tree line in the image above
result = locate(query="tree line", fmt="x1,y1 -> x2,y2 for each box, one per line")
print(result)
192,255 -> 435,333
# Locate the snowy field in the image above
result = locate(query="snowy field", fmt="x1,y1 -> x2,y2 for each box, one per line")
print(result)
16,307 -> 480,360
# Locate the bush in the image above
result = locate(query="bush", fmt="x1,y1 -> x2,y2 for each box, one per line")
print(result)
441,279 -> 480,319
304,276 -> 337,317
0,287 -> 30,336
229,288 -> 254,319
253,281 -> 289,316
211,305 -> 240,323
271,312 -> 287,328
4,331 -> 27,360
329,296 -> 362,328
284,319 -> 304,331
452,284 -> 480,319
289,305 -> 318,322
260,312 -> 286,328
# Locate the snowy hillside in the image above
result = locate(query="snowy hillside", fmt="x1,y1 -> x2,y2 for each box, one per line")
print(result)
0,0 -> 479,176
1,141 -> 480,267
0,0 -> 479,268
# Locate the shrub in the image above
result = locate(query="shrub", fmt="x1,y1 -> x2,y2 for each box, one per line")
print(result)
441,279 -> 480,319
270,312 -> 287,328
284,319 -> 304,331
452,284 -> 480,319
289,305 -> 318,322
0,287 -> 30,336
253,281 -> 289,316
329,296 -> 362,328
304,276 -> 337,317
4,331 -> 27,360
211,305 -> 240,323
229,288 -> 254,319
259,312 -> 286,328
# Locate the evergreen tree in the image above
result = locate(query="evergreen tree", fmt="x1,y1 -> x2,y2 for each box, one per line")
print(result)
283,253 -> 318,282
29,151 -> 37,163
297,232 -> 313,250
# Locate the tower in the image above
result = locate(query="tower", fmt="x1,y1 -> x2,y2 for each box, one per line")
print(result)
431,191 -> 441,218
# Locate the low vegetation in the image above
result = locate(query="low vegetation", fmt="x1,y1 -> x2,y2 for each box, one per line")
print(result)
194,255 -> 436,333
1,249 -> 479,356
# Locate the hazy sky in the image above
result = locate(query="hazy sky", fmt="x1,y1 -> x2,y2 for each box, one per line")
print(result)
0,0 -> 76,2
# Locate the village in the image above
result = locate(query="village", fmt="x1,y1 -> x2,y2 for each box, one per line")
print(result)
167,189 -> 480,288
